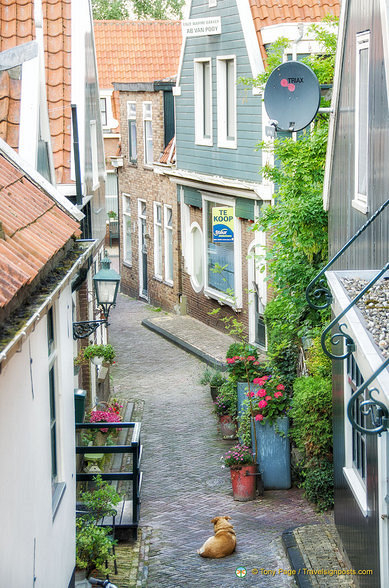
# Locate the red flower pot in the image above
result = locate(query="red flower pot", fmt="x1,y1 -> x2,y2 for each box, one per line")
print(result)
219,415 -> 237,438
230,464 -> 257,501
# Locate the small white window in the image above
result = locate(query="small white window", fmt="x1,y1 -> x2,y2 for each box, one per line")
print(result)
217,56 -> 237,148
143,102 -> 153,165
154,202 -> 162,279
127,102 -> 137,163
353,32 -> 370,213
100,98 -> 107,127
90,120 -> 99,190
123,193 -> 132,265
194,59 -> 213,146
189,223 -> 204,292
164,205 -> 173,284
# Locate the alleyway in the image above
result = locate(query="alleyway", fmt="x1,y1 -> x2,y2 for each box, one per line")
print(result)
109,293 -> 322,588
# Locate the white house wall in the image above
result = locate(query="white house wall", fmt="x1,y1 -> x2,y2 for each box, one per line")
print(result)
0,286 -> 76,586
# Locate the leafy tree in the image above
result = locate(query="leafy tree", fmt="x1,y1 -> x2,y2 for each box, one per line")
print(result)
92,0 -> 185,20
92,0 -> 130,19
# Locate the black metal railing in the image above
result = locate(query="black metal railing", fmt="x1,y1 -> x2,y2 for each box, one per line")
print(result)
75,421 -> 142,538
306,198 -> 389,310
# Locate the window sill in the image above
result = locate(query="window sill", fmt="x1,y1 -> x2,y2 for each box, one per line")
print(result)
195,138 -> 213,147
217,140 -> 237,150
343,467 -> 369,517
352,198 -> 368,214
123,261 -> 132,269
52,482 -> 66,521
164,279 -> 174,288
204,286 -> 241,310
153,275 -> 163,282
143,165 -> 154,171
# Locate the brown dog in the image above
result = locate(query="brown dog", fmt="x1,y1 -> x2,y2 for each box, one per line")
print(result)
197,516 -> 236,558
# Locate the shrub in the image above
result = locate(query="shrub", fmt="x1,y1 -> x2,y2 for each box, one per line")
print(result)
214,380 -> 237,418
306,334 -> 332,378
290,376 -> 333,461
302,460 -> 334,512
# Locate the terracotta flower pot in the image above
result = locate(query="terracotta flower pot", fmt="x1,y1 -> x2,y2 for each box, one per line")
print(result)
230,464 -> 257,501
219,415 -> 237,438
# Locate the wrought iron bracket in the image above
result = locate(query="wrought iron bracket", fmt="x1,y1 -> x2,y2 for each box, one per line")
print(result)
347,358 -> 389,436
306,198 -> 389,310
321,263 -> 389,360
73,319 -> 108,339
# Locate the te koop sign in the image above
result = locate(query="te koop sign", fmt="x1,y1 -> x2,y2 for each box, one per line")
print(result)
212,207 -> 234,243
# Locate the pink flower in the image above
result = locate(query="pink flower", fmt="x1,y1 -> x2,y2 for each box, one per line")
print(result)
227,358 -> 235,364
274,391 -> 283,398
250,392 -> 255,397
255,414 -> 264,421
265,396 -> 272,401
247,356 -> 255,361
253,361 -> 260,365
276,384 -> 285,390
256,389 -> 267,397
258,399 -> 268,409
253,377 -> 265,385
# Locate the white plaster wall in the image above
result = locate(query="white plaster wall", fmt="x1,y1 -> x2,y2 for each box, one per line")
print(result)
0,285 -> 76,586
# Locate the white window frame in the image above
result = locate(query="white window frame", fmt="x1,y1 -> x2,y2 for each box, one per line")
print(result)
194,58 -> 213,146
343,356 -> 368,516
164,204 -> 174,285
189,222 -> 204,293
90,119 -> 99,190
353,31 -> 370,214
202,193 -> 242,308
100,97 -> 108,127
127,101 -> 137,163
99,89 -> 118,131
122,193 -> 132,266
153,202 -> 163,279
143,102 -> 153,166
217,56 -> 237,148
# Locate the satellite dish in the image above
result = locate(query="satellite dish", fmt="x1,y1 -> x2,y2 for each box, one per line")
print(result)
264,61 -> 320,132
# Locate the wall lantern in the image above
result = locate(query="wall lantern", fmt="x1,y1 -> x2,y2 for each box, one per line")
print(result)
73,252 -> 121,339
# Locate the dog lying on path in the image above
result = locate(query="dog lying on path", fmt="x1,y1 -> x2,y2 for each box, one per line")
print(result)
197,516 -> 236,558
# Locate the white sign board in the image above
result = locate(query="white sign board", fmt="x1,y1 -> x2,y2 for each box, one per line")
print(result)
182,17 -> 221,37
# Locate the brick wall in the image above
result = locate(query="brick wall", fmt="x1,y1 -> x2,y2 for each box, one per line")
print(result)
117,90 -> 181,313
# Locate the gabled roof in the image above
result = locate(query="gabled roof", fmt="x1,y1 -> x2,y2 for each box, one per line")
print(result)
0,0 -> 72,185
94,20 -> 182,87
0,148 -> 80,309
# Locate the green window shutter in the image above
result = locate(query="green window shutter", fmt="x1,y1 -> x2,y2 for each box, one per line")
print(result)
235,198 -> 261,220
183,187 -> 202,208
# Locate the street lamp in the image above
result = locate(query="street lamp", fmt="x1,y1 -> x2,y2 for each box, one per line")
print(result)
73,252 -> 121,339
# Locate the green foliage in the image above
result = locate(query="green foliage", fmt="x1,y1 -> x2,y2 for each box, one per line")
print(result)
290,376 -> 333,461
238,406 -> 252,447
305,333 -> 332,378
301,16 -> 338,87
81,344 -> 116,365
132,0 -> 185,19
302,460 -> 334,512
214,380 -> 238,418
240,37 -> 291,90
92,0 -> 129,19
76,476 -> 120,573
200,367 -> 225,387
222,443 -> 254,468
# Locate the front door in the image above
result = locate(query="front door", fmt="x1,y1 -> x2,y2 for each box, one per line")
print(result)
138,200 -> 148,298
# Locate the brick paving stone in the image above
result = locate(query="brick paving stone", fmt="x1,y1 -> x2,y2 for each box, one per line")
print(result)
109,295 -> 325,587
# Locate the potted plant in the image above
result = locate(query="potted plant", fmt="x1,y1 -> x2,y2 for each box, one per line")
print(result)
107,210 -> 117,220
243,374 -> 291,489
222,443 -> 257,502
82,344 -> 116,366
200,368 -> 225,402
214,380 -> 238,438
76,475 -> 120,577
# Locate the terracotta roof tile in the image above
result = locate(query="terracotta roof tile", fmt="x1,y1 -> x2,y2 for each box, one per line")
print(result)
0,152 -> 80,308
94,20 -> 182,88
159,137 -> 175,165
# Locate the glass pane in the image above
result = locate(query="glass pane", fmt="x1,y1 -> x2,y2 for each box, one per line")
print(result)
166,207 -> 172,227
145,121 -> 153,163
47,307 -> 54,356
123,196 -> 131,214
130,121 -> 137,160
193,227 -> 203,286
203,61 -> 211,138
156,204 -> 161,224
207,202 -> 234,293
144,103 -> 152,119
141,201 -> 146,216
127,102 -> 136,118
167,229 -> 173,281
100,98 -> 107,126
156,225 -> 162,275
124,217 -> 132,261
226,59 -> 235,140
358,47 -> 368,196
106,173 -> 118,196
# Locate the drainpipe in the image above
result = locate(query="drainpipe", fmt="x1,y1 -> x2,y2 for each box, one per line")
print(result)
292,24 -> 304,61
71,104 -> 83,206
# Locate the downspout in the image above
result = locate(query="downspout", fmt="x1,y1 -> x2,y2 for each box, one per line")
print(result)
71,104 -> 83,206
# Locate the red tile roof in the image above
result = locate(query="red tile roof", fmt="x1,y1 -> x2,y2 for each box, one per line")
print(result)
159,137 -> 175,165
94,20 -> 182,88
249,0 -> 340,63
0,152 -> 80,308
0,0 -> 72,184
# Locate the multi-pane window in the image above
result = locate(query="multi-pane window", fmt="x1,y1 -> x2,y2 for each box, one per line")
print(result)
100,97 -> 107,127
194,59 -> 212,145
154,203 -> 162,278
123,194 -> 132,264
164,205 -> 173,283
143,102 -> 153,165
206,201 -> 234,294
217,57 -> 236,147
127,102 -> 137,163
354,32 -> 370,212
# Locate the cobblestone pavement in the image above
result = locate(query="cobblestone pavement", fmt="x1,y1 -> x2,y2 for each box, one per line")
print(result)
109,294 -> 325,588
